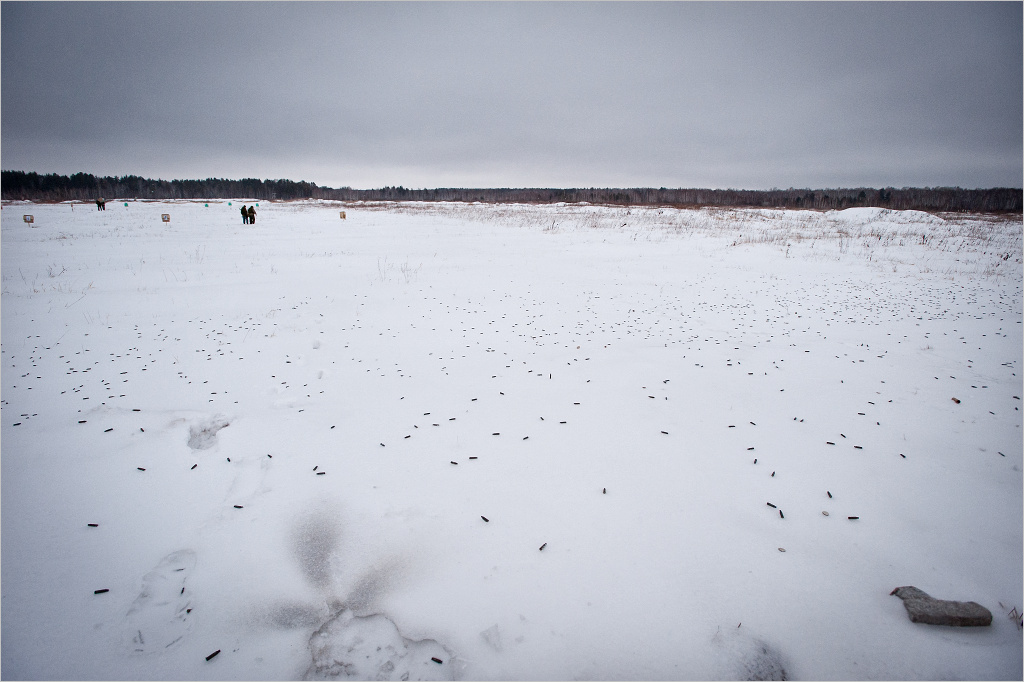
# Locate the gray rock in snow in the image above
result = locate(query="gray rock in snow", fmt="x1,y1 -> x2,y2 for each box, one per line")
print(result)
890,586 -> 992,627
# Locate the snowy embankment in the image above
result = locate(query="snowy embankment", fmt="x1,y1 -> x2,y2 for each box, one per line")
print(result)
1,199 -> 1021,680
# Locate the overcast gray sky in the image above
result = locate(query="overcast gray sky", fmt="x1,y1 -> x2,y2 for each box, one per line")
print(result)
2,2 -> 1021,189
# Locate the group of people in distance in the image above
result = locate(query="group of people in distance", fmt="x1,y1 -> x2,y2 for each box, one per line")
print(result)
91,198 -> 255,222
241,204 -> 256,224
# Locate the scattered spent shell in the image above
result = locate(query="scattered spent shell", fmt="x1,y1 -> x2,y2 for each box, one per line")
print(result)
94,588 -> 109,594
822,511 -> 829,516
766,502 -> 777,508
431,657 -> 443,664
206,650 -> 220,661
481,516 -> 489,522
778,547 -> 786,552
539,543 -> 547,551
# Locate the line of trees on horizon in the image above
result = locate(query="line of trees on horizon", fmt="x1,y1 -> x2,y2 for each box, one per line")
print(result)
2,170 -> 1020,213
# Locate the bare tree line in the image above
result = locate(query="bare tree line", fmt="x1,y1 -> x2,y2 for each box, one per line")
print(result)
2,171 -> 1020,213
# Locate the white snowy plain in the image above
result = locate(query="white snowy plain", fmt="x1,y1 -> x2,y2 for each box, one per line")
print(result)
1,199 -> 1021,681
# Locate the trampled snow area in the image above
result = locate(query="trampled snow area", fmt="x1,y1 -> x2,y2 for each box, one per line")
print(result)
2,199 -> 1022,680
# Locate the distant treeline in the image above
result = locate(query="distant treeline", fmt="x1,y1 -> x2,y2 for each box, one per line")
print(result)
3,170 -> 1020,213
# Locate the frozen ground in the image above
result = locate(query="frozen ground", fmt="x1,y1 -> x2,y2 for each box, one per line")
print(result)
1,198 -> 1021,680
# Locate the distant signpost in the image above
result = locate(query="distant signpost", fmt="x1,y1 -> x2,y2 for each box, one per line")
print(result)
340,211 -> 346,220
161,214 -> 170,223
23,215 -> 34,224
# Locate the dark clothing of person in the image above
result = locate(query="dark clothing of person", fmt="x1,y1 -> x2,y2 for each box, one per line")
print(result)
241,205 -> 249,224
247,206 -> 256,224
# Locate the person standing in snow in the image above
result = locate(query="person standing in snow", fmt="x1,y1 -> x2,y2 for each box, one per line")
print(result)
247,205 -> 256,224
241,204 -> 249,224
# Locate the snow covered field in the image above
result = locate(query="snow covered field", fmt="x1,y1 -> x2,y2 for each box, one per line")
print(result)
1,198 -> 1021,680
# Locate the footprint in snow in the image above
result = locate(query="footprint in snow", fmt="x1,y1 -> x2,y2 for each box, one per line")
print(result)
124,549 -> 196,655
304,610 -> 454,681
710,626 -> 789,681
187,415 -> 230,450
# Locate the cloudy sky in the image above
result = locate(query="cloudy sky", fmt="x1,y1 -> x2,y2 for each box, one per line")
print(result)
2,2 -> 1021,190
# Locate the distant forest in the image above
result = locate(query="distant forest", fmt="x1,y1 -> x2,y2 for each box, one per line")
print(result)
2,170 -> 1020,213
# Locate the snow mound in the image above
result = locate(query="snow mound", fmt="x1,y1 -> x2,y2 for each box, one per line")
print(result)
829,207 -> 944,224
